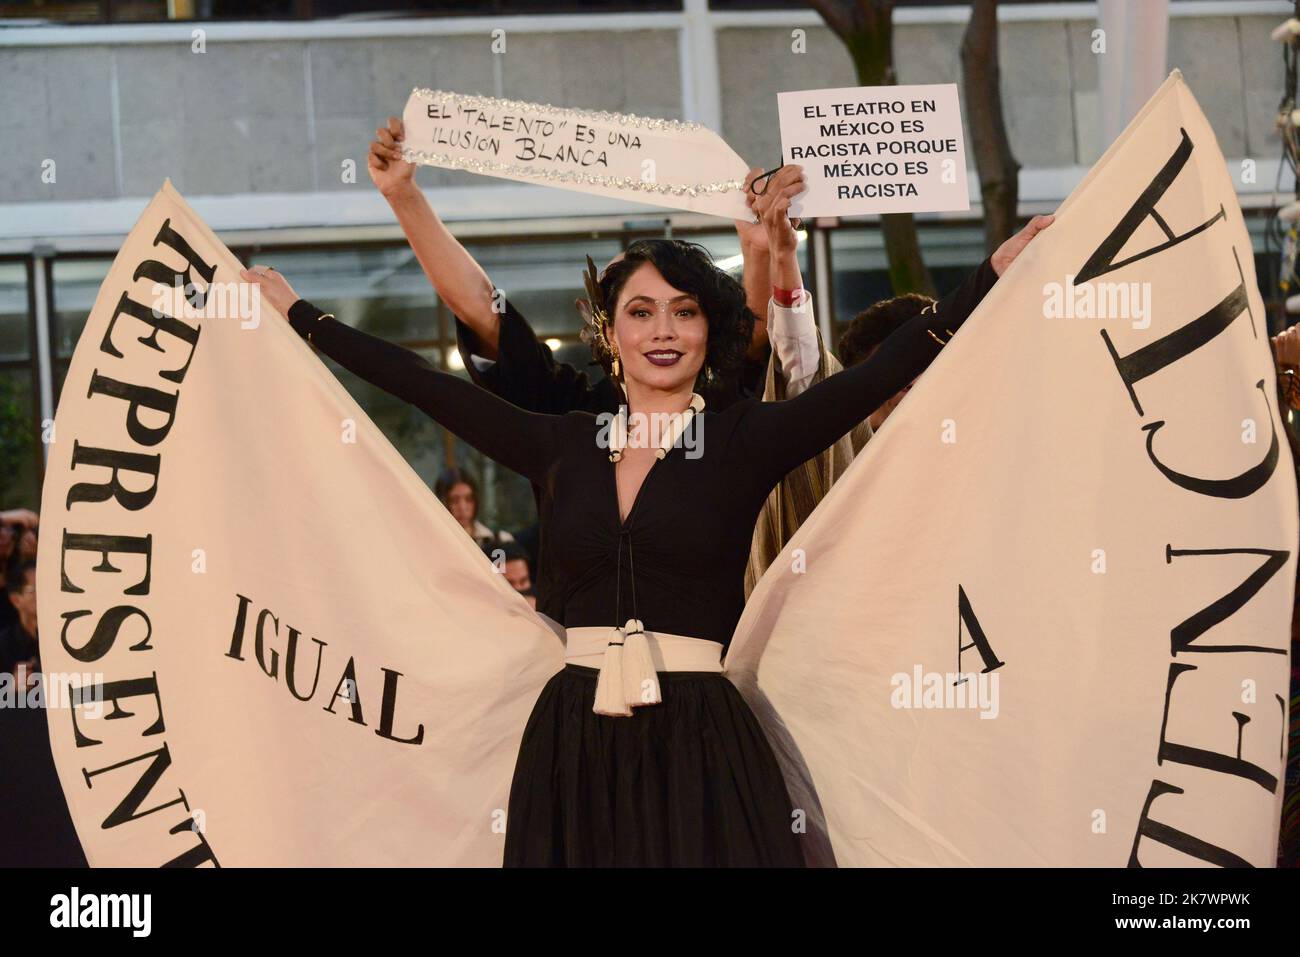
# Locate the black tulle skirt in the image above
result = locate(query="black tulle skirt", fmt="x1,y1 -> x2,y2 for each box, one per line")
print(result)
503,664 -> 807,867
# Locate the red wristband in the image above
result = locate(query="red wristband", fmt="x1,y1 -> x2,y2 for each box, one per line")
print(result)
772,285 -> 805,308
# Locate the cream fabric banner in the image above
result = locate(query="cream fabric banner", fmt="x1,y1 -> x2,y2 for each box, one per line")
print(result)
37,181 -> 564,866
400,89 -> 752,219
726,71 -> 1297,867
39,72 -> 1294,868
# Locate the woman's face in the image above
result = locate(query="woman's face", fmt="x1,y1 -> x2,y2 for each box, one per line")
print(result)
18,528 -> 36,560
445,482 -> 476,527
0,526 -> 13,560
611,263 -> 708,394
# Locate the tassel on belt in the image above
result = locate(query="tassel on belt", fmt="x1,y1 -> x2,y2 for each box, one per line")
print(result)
564,622 -> 724,717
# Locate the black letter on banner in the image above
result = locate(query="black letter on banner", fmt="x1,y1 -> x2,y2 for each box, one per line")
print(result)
100,292 -> 201,385
70,673 -> 165,748
284,626 -> 327,702
60,605 -> 152,663
1140,380 -> 1278,497
226,593 -> 252,661
1158,662 -> 1277,792
1166,545 -> 1289,655
86,371 -> 178,447
255,608 -> 280,679
1280,694 -> 1288,759
1128,779 -> 1250,867
83,746 -> 185,828
1101,284 -> 1247,418
1077,128 -> 1225,284
956,585 -> 1005,675
67,440 -> 161,510
324,657 -> 366,725
60,530 -> 151,595
376,668 -> 425,745
162,802 -> 221,868
130,218 -> 212,383
146,218 -> 216,293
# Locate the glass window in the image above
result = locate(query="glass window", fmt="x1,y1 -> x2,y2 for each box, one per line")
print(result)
241,243 -> 440,344
464,237 -> 624,341
51,258 -> 110,359
0,261 -> 38,510
828,223 -> 984,353
681,226 -> 811,282
0,368 -> 38,511
0,261 -> 32,365
51,257 -> 113,408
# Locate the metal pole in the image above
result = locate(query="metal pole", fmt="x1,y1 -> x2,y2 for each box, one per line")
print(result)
31,247 -> 54,466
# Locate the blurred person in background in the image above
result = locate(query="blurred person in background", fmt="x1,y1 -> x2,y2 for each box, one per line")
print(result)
16,524 -> 37,563
0,535 -> 86,868
0,523 -> 15,633
0,509 -> 38,634
434,467 -> 514,550
487,540 -> 537,610
1,560 -> 39,680
838,292 -> 938,430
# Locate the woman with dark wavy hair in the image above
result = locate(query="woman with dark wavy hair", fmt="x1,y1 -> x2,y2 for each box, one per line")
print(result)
242,191 -> 1045,865
589,238 -> 757,396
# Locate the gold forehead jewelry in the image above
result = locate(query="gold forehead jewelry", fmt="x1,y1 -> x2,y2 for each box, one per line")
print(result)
626,297 -> 696,314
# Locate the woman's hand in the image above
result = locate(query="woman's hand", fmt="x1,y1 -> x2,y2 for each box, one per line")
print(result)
754,164 -> 806,259
1273,323 -> 1300,368
734,167 -> 769,252
241,266 -> 300,319
990,214 -> 1055,276
368,116 -> 417,200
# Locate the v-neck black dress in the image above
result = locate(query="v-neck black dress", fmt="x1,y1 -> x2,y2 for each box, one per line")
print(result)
453,296 -> 770,622
285,257 -> 996,866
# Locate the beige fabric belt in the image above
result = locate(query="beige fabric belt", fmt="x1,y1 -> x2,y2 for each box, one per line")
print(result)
564,625 -> 724,673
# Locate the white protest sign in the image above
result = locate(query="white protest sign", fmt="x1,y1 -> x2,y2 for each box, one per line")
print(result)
778,83 -> 970,218
401,89 -> 752,220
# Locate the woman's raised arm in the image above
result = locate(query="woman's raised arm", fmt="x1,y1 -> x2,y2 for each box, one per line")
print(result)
369,117 -> 503,359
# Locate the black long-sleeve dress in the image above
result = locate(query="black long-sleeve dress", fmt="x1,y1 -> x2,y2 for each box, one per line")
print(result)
451,273 -> 996,623
453,297 -> 770,619
285,257 -> 997,866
